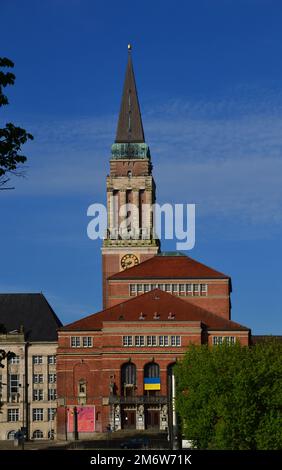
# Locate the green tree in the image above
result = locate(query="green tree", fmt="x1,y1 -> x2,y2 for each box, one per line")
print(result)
175,339 -> 282,450
0,349 -> 16,412
0,57 -> 33,189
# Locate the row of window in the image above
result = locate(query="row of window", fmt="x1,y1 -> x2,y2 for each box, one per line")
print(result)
71,336 -> 93,348
8,356 -> 20,364
7,408 -> 56,422
33,355 -> 56,365
33,389 -> 57,401
121,362 -> 160,385
6,355 -> 56,365
33,408 -> 56,421
123,335 -> 181,347
33,374 -> 56,384
7,429 -> 55,440
212,336 -> 236,345
6,374 -> 56,390
130,283 -> 208,297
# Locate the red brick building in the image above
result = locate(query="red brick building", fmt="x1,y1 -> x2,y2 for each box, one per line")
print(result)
56,48 -> 250,440
107,253 -> 231,319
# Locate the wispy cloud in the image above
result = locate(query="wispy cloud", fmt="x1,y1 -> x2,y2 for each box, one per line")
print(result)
45,292 -> 98,325
4,90 -> 282,237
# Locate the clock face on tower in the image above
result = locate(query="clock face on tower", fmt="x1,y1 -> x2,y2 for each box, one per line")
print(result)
120,253 -> 139,270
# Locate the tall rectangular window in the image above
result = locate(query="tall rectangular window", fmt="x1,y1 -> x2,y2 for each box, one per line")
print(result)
48,389 -> 57,401
187,284 -> 193,296
9,374 -> 19,396
144,284 -> 150,293
200,284 -> 208,296
179,284 -> 185,295
147,336 -> 157,347
137,284 -> 143,294
129,284 -> 136,296
33,374 -> 44,384
48,355 -> 56,365
139,189 -> 146,230
165,284 -> 171,292
33,356 -> 43,365
176,336 -> 181,347
48,374 -> 56,384
8,408 -> 19,422
71,337 -> 81,347
172,284 -> 178,294
112,190 -> 119,231
122,336 -> 133,347
225,336 -> 236,345
135,336 -> 145,347
159,336 -> 164,347
33,389 -> 44,401
48,408 -> 56,421
8,355 -> 20,364
213,336 -> 223,345
193,284 -> 199,295
164,336 -> 169,346
82,337 -> 93,347
32,408 -> 44,421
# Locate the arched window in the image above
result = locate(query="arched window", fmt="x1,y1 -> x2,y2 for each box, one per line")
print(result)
144,362 -> 160,396
121,362 -> 136,397
48,429 -> 55,440
78,378 -> 87,405
7,430 -> 16,440
127,170 -> 132,178
33,429 -> 43,439
78,379 -> 86,395
121,362 -> 136,385
144,362 -> 160,378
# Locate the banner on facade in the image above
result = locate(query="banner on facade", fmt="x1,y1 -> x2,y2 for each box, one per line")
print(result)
144,377 -> 161,390
67,406 -> 95,432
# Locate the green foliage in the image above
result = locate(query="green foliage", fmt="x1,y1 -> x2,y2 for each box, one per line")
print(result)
175,339 -> 282,450
0,57 -> 33,189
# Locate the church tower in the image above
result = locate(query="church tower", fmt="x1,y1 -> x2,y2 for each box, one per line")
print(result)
102,46 -> 160,308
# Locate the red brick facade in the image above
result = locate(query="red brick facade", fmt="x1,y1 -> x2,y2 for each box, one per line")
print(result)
56,289 -> 249,439
56,51 -> 251,440
107,277 -> 231,319
110,159 -> 152,177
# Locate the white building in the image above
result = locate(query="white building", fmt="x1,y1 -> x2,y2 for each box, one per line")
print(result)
0,294 -> 62,441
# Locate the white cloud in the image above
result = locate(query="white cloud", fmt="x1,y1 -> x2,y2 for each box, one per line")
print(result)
5,93 -> 282,236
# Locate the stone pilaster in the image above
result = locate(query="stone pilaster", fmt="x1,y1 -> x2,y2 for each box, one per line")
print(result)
113,404 -> 121,431
160,404 -> 168,431
132,190 -> 140,239
136,404 -> 145,430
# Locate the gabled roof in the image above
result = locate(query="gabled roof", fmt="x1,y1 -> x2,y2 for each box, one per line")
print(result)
0,293 -> 62,341
109,253 -> 229,281
61,289 -> 247,332
115,49 -> 145,143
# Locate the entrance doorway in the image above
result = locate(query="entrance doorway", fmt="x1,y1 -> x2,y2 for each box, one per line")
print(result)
146,409 -> 159,429
122,409 -> 136,429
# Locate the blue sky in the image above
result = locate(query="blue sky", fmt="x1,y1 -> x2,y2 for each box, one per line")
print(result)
1,0 -> 282,333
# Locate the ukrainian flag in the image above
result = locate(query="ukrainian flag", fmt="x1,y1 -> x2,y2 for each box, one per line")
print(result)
144,377 -> 161,391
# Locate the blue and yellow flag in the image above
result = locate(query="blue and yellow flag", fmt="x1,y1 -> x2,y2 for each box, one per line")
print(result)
144,377 -> 161,391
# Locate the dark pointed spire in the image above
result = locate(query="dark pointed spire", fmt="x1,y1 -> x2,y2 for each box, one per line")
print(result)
115,45 -> 145,143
